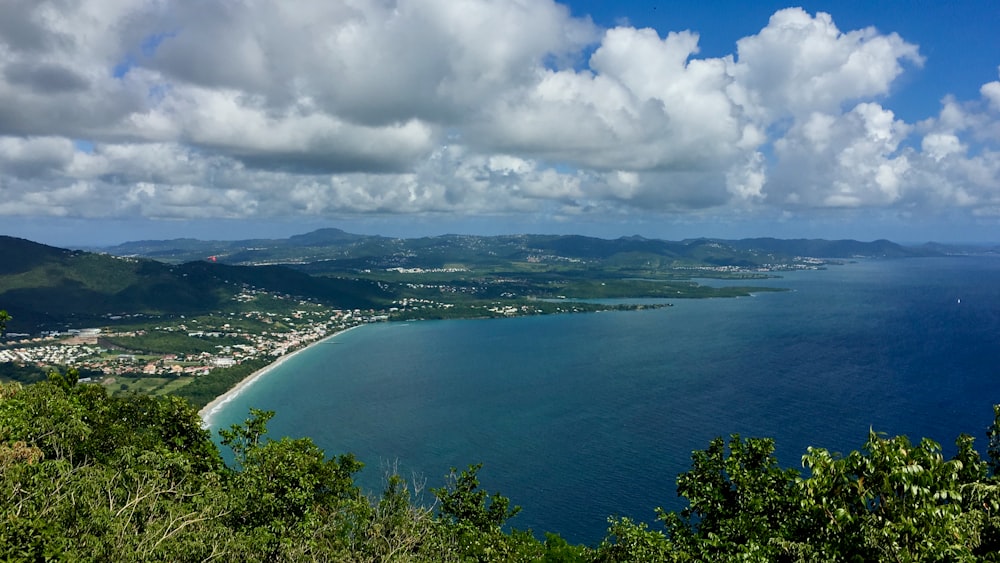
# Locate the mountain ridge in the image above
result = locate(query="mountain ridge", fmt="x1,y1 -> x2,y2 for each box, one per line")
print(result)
99,229 -> 948,267
3,230 -> 980,335
0,236 -> 385,333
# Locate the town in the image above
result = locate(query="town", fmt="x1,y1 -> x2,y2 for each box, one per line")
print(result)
0,287 -> 400,395
0,284 -> 660,397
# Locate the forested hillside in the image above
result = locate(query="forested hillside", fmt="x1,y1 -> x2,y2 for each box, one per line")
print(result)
102,228 -> 940,269
0,236 -> 386,333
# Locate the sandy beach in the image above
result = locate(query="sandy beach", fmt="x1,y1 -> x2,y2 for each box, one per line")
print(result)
198,324 -> 362,426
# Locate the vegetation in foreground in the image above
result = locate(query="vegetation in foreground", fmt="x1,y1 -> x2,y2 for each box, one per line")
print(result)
3,368 -> 1000,561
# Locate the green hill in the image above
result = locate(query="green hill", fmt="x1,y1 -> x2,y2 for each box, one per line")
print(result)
101,229 -> 942,272
0,236 -> 387,333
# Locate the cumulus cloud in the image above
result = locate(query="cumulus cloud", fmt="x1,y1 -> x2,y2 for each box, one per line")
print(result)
769,103 -> 912,208
729,8 -> 923,121
471,26 -> 746,173
0,0 -> 152,138
130,84 -> 438,173
981,67 -> 1000,112
0,137 -> 76,178
904,80 -> 1000,209
0,1 -> 997,231
145,0 -> 596,123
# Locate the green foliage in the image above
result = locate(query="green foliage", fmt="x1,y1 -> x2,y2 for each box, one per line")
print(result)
651,435 -> 804,561
542,532 -> 592,562
988,404 -> 1000,476
219,407 -> 276,467
102,329 -> 250,355
795,432 -> 985,561
0,379 -> 231,560
0,379 -> 555,561
434,463 -> 521,532
597,517 -> 675,562
0,360 -> 48,385
597,424 -> 1000,562
225,437 -> 363,556
429,463 -> 552,561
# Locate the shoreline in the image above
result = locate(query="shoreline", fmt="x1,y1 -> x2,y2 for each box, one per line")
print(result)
198,324 -> 363,427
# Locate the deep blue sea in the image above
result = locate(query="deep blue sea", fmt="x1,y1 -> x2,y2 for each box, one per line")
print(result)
207,256 -> 1000,545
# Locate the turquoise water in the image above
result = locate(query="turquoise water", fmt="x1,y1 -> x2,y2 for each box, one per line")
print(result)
208,257 -> 1000,544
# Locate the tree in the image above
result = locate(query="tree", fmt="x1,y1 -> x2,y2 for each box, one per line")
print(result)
0,378 -> 232,560
796,431 -> 990,561
597,419 -> 1000,562
430,463 -> 544,561
434,463 -> 521,532
217,408 -> 365,558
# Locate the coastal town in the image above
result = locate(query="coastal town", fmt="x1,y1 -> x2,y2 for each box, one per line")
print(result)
0,310 -> 361,377
0,287 -> 401,394
0,285 -> 642,395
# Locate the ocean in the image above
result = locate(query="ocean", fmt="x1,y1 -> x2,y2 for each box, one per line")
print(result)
206,256 -> 1000,545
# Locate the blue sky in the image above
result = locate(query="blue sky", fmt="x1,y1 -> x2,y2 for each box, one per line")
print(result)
1,1 -> 998,246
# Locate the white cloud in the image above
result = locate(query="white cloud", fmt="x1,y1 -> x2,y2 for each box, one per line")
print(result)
136,84 -> 438,173
0,1 -> 997,232
726,152 -> 767,200
770,103 -> 911,207
0,0 -> 153,138
472,26 -> 744,173
729,8 -> 923,122
982,67 -> 1000,111
921,133 -> 965,162
144,0 -> 597,124
983,82 -> 1000,111
0,136 -> 75,178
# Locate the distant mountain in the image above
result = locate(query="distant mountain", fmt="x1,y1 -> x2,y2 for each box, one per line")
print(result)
5,231 -> 957,333
286,228 -> 372,246
715,238 -> 935,259
99,229 -> 943,271
0,236 -> 386,333
104,228 -> 393,265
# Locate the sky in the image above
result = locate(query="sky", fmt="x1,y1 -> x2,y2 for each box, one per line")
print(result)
1,1 -> 999,247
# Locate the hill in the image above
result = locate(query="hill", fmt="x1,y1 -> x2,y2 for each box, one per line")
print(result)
0,236 -> 386,333
2,231 -> 950,334
101,229 -> 941,271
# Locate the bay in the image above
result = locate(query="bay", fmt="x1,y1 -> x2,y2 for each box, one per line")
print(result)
207,256 -> 1000,545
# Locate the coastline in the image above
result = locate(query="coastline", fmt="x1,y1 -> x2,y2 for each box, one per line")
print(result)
198,324 -> 363,427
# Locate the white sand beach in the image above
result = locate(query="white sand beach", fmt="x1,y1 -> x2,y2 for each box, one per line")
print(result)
198,324 -> 362,427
